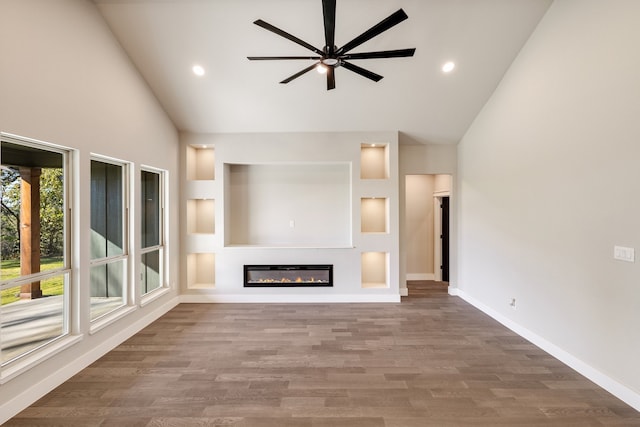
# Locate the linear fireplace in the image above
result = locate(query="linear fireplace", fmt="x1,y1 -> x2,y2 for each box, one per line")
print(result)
244,265 -> 333,287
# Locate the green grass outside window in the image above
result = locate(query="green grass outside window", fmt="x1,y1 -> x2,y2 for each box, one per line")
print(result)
0,257 -> 64,305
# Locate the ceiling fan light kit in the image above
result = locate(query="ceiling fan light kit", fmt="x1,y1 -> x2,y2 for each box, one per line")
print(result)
248,0 -> 416,90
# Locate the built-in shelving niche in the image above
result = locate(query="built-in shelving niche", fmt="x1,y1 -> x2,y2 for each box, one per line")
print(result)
360,143 -> 388,180
185,144 -> 215,290
187,253 -> 215,289
186,145 -> 215,181
361,197 -> 388,233
361,251 -> 389,289
187,199 -> 215,234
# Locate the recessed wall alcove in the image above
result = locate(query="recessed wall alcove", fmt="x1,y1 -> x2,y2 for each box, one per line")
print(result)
225,163 -> 351,248
180,132 -> 400,303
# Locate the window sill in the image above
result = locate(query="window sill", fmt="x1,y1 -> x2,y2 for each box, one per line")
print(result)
1,334 -> 83,384
90,305 -> 137,335
140,286 -> 171,307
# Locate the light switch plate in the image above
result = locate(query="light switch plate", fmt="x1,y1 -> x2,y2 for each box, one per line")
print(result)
614,246 -> 635,262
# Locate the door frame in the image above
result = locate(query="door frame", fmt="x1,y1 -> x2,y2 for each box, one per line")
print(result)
433,190 -> 450,282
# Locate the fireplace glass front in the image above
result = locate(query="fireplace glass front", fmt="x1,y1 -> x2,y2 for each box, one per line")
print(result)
244,265 -> 333,287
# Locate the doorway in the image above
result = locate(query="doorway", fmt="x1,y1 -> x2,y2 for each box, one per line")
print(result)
405,174 -> 451,285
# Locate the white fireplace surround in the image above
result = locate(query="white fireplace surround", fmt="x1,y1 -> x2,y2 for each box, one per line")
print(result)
181,131 -> 400,303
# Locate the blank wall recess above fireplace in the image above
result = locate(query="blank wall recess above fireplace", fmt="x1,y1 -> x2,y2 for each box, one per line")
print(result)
225,163 -> 352,248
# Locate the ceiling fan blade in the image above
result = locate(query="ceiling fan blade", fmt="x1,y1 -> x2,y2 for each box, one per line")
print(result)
254,19 -> 323,55
341,61 -> 383,82
327,66 -> 336,90
337,9 -> 408,55
248,56 -> 321,60
322,0 -> 336,54
280,63 -> 320,84
342,48 -> 416,60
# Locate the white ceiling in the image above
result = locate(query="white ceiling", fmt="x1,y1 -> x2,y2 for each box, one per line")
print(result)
94,0 -> 552,145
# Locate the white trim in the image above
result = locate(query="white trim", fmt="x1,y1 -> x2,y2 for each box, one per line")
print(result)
140,244 -> 163,254
0,132 -> 71,153
140,167 -> 168,297
0,334 -> 83,384
0,268 -> 71,289
433,195 -> 446,282
89,152 -> 130,166
456,289 -> 640,412
0,296 -> 179,425
447,286 -> 459,296
88,253 -> 128,267
179,293 -> 401,304
399,287 -> 409,297
406,273 -> 434,281
433,188 -> 451,283
433,190 -> 451,197
89,305 -> 137,335
140,286 -> 171,307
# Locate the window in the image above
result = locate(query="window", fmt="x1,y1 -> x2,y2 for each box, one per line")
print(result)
0,135 -> 71,365
141,169 -> 164,295
90,158 -> 128,320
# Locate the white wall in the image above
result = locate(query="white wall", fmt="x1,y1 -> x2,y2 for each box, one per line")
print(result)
433,174 -> 452,194
0,0 -> 179,422
405,175 -> 435,278
458,0 -> 640,409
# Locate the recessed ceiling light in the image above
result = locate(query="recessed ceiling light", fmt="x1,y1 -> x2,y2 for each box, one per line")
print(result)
192,64 -> 205,76
442,61 -> 456,73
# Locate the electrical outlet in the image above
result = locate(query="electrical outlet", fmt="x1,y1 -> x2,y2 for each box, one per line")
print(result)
509,298 -> 517,310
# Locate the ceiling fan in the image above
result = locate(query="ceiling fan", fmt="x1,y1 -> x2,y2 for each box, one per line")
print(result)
247,0 -> 416,90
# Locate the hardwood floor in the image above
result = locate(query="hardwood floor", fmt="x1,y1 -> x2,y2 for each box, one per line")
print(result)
6,281 -> 640,426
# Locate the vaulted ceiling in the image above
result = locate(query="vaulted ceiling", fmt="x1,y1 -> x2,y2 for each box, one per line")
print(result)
94,0 -> 552,144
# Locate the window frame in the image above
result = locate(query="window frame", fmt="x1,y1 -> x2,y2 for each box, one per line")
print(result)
0,132 -> 76,380
88,155 -> 131,324
140,166 -> 167,300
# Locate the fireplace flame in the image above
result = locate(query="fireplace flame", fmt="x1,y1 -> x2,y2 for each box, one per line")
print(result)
252,277 -> 326,284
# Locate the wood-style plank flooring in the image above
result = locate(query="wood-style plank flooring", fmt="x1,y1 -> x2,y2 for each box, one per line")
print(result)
6,281 -> 640,426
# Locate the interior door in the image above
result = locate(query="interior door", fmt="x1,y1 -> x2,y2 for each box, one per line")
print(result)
441,196 -> 450,282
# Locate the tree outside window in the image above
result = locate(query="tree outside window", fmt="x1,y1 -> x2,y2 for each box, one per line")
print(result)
0,137 -> 70,364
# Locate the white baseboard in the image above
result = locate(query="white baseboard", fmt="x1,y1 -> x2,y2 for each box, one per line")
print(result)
399,287 -> 409,297
406,273 -> 435,281
180,293 -> 401,304
0,297 -> 180,425
456,289 -> 640,412
447,286 -> 459,296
